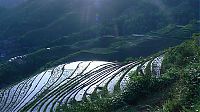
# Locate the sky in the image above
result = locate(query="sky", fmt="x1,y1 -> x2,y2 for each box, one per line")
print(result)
0,0 -> 27,8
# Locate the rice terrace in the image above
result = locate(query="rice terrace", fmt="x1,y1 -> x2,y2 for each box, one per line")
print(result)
0,0 -> 199,112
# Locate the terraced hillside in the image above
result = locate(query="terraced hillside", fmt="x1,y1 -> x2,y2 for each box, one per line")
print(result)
0,0 -> 199,89
0,55 -> 164,112
0,0 -> 199,112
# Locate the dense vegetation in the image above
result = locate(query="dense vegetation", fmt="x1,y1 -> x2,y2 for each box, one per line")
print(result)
58,34 -> 200,112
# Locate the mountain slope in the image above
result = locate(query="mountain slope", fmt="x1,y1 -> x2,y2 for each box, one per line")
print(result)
0,0 -> 199,60
0,35 -> 199,112
59,34 -> 200,112
0,1 -> 199,111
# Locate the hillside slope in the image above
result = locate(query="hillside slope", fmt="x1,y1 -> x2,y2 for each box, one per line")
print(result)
59,34 -> 200,112
0,1 -> 199,111
0,0 -> 199,60
0,34 -> 199,112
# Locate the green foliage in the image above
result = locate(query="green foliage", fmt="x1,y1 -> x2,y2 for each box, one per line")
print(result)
163,36 -> 200,70
58,70 -> 174,112
57,88 -> 123,112
152,20 -> 200,39
161,35 -> 200,112
162,63 -> 200,112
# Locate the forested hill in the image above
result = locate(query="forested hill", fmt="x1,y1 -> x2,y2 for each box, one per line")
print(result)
0,0 -> 199,57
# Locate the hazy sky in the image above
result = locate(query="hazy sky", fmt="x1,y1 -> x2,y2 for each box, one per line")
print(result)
0,0 -> 27,8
